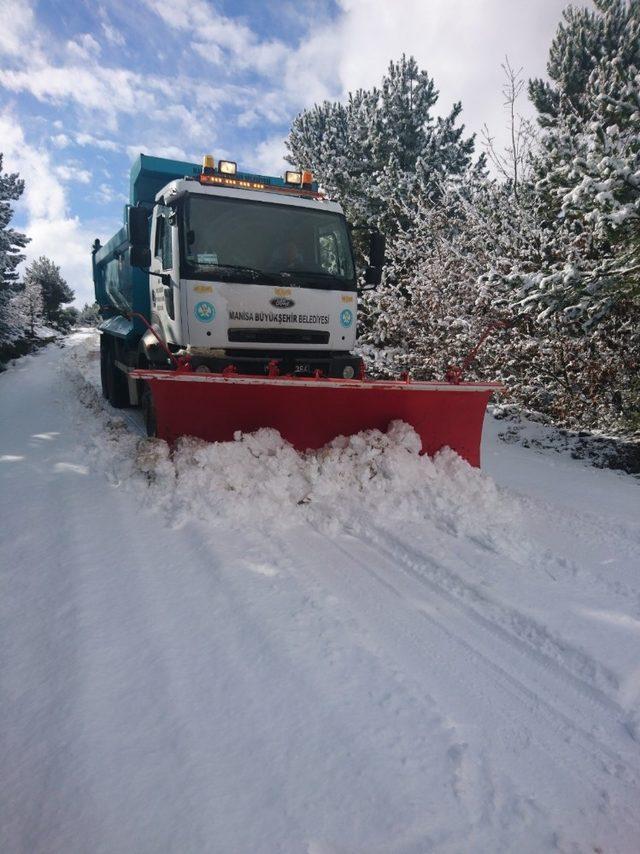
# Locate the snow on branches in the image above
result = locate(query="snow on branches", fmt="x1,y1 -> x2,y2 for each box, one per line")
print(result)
289,30 -> 639,436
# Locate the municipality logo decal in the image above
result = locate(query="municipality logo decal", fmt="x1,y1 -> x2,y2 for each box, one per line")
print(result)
340,308 -> 353,328
194,301 -> 216,323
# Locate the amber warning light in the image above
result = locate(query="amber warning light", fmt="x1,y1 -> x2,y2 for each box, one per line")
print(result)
202,154 -> 215,175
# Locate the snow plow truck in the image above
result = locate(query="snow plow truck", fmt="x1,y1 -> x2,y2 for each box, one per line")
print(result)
92,154 -> 500,466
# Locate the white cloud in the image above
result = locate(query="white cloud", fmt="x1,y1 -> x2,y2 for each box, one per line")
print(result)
249,135 -> 289,176
24,216 -> 97,306
0,112 -> 106,305
0,0 -> 36,57
95,183 -> 126,205
193,41 -> 224,66
54,164 -> 92,184
51,133 -> 70,148
100,19 -> 125,48
0,65 -> 157,118
142,0 -> 586,160
75,133 -> 121,152
324,0 -> 584,155
66,33 -> 101,61
143,0 -> 288,77
0,16 -> 224,148
142,0 -> 192,30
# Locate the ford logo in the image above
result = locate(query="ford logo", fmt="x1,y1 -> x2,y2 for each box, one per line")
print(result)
270,297 -> 295,309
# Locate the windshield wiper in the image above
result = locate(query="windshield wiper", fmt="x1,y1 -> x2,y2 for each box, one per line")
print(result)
191,263 -> 281,284
278,269 -> 348,284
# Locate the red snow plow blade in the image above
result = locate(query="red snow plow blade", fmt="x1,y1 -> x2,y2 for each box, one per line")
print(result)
131,369 -> 501,467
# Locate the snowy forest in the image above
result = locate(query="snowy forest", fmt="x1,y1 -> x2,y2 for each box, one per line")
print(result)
1,0 -> 638,438
287,0 -> 639,438
0,171 -> 96,362
0,180 -> 98,363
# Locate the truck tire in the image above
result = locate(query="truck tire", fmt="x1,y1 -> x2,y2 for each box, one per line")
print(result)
99,335 -> 109,399
141,382 -> 157,437
105,345 -> 130,409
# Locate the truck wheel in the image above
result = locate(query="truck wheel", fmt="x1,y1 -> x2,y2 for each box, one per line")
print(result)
141,383 -> 157,437
99,336 -> 109,399
105,346 -> 130,409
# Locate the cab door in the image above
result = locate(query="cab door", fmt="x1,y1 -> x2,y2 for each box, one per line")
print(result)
150,206 -> 181,345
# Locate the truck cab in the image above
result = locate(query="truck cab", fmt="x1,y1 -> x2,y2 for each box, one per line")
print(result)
146,176 -> 368,376
93,155 -> 384,408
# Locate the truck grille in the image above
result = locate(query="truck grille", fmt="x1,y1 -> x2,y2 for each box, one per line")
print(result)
228,328 -> 330,345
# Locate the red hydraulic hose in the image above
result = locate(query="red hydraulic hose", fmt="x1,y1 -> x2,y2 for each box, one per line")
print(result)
445,319 -> 511,384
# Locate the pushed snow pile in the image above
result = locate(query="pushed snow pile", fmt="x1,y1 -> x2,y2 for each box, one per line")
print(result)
64,333 -> 523,547
135,422 -> 522,549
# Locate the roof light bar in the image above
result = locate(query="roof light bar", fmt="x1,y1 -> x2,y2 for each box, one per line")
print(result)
196,161 -> 321,197
199,174 -> 266,190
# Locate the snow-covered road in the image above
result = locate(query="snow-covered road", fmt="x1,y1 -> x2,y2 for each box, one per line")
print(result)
1,334 -> 639,853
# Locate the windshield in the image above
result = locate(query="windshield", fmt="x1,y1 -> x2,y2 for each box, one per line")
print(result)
181,195 -> 356,289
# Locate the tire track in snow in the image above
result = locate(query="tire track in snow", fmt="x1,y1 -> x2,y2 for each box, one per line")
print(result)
366,520 -> 625,705
323,521 -> 640,783
280,524 -> 640,849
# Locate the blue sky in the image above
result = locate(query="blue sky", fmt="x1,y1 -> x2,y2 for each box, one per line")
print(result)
0,0 -> 583,305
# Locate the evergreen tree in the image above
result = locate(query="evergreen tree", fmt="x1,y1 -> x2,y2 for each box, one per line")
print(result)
0,153 -> 29,346
286,55 -> 479,235
14,276 -> 44,336
480,0 -> 640,431
23,256 -> 74,326
529,0 -> 638,124
77,302 -> 101,326
509,0 -> 640,323
56,305 -> 79,331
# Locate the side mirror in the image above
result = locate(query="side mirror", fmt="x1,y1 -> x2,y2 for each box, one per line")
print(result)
364,265 -> 382,287
131,245 -> 151,268
127,206 -> 150,269
369,231 -> 385,268
361,230 -> 385,289
127,205 -> 149,249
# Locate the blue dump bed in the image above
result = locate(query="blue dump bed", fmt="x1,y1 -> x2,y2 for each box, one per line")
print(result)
93,153 -> 293,339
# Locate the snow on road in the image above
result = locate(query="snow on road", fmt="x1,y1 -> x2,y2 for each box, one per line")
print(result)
1,333 -> 639,853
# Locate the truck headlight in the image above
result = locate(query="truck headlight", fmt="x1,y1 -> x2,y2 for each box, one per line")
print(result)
342,365 -> 355,379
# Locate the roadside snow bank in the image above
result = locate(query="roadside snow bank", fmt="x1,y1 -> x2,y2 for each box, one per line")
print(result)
63,334 -> 525,549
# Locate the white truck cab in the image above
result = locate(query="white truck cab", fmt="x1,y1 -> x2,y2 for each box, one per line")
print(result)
141,174 -> 375,378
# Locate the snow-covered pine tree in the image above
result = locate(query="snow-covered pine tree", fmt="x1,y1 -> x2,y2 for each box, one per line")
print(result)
14,275 -> 44,337
24,256 -> 74,327
529,0 -> 638,125
0,153 -> 29,348
480,0 -> 640,433
77,302 -> 101,326
286,55 -> 478,235
498,0 -> 640,324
